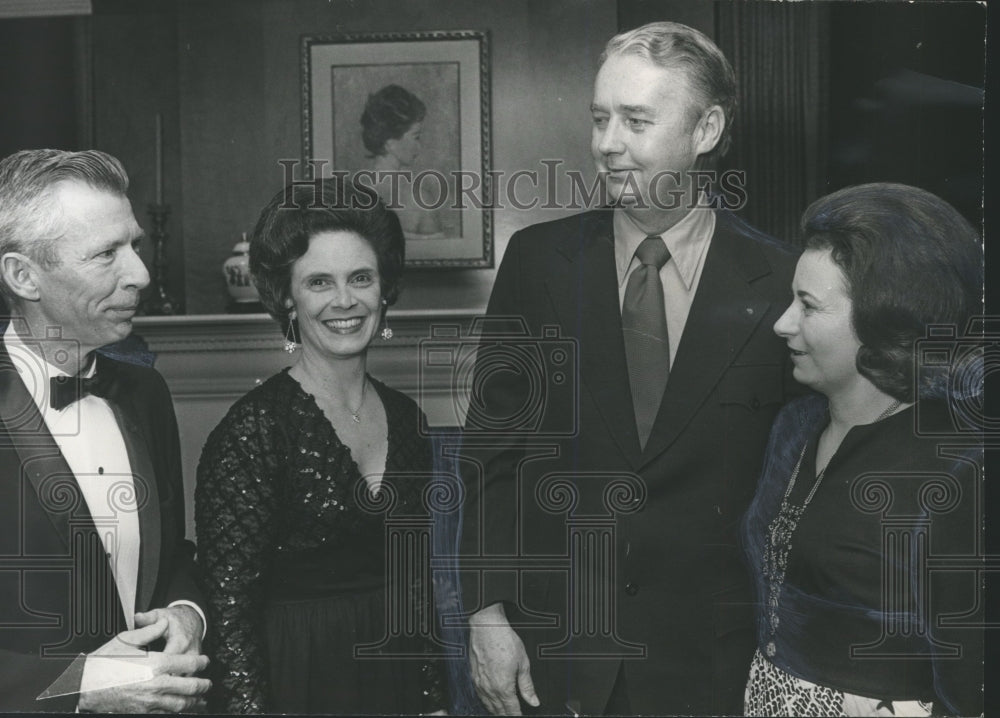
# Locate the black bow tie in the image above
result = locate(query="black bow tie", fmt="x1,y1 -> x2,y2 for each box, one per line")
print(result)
50,371 -> 115,410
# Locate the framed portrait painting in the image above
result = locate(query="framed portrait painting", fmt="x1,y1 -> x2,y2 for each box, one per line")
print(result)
302,30 -> 492,268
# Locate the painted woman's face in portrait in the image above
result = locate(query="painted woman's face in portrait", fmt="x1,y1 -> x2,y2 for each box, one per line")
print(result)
386,121 -> 423,167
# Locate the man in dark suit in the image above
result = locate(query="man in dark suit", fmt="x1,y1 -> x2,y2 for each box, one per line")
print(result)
0,149 -> 210,712
462,22 -> 800,715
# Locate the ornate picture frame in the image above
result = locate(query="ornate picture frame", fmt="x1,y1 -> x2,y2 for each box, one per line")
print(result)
302,30 -> 492,268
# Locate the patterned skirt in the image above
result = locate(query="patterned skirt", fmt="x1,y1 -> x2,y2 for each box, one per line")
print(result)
744,649 -> 934,717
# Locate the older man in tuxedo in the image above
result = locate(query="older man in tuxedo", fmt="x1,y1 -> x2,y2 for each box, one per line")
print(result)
462,22 -> 800,715
0,149 -> 209,712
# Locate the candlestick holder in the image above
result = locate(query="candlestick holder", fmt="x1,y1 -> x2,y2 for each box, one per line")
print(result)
141,203 -> 182,315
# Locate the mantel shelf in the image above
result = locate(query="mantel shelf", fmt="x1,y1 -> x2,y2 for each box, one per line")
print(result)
136,309 -> 478,419
139,309 -> 479,537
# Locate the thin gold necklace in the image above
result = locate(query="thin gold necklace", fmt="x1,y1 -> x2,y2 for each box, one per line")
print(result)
349,378 -> 367,424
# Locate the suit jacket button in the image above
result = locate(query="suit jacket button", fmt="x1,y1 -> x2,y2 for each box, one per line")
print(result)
625,581 -> 639,596
750,397 -> 761,410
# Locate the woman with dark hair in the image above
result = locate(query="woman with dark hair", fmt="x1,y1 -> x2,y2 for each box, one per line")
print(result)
195,179 -> 447,714
361,84 -> 444,240
361,83 -> 427,163
743,183 -> 983,717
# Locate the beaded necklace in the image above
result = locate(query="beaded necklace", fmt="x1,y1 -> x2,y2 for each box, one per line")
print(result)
762,399 -> 901,657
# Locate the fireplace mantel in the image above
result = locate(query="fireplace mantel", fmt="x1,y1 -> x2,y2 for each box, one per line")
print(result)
133,310 -> 478,536
135,309 -> 476,414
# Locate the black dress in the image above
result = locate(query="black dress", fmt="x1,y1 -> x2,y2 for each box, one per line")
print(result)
195,370 -> 447,714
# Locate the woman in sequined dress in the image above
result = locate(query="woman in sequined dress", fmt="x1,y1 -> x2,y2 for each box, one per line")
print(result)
195,179 -> 447,714
742,184 -> 983,717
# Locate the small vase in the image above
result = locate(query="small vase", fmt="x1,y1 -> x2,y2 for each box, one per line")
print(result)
223,233 -> 259,304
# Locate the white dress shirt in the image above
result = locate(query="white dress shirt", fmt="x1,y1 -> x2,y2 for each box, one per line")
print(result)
614,202 -> 716,368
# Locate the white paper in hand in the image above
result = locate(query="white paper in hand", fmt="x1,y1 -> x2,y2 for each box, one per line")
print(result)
37,651 -> 155,700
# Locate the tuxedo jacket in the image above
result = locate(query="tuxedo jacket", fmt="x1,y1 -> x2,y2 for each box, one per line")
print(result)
0,347 -> 201,712
460,208 -> 800,715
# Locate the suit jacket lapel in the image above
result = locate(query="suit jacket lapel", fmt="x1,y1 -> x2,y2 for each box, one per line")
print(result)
639,214 -> 774,468
546,211 -> 643,468
96,355 -> 161,613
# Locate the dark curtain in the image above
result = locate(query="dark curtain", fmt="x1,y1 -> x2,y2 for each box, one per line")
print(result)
0,17 -> 88,157
716,2 -> 830,244
823,2 -> 984,230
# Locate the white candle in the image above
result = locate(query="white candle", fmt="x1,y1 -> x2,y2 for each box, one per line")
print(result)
155,113 -> 163,204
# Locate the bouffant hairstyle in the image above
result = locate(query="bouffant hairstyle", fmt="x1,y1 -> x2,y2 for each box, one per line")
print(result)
600,21 -> 737,166
802,183 -> 982,402
249,178 -> 405,332
360,84 -> 426,157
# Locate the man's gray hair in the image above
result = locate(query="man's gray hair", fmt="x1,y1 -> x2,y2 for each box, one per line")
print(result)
0,149 -> 130,277
600,22 -> 737,165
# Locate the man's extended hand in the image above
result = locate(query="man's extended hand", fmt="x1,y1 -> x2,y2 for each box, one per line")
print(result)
76,616 -> 211,713
135,605 -> 203,656
468,603 -> 539,715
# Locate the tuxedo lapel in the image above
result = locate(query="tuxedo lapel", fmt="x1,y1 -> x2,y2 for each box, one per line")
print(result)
639,215 -> 774,468
545,211 -> 642,468
96,356 -> 161,614
0,349 -> 96,550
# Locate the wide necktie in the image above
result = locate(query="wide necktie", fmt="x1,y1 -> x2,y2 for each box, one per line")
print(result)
50,371 -> 114,410
622,235 -> 671,449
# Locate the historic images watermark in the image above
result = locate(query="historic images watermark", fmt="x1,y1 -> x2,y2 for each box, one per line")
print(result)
4,470 -> 151,653
376,317 -> 997,664
0,325 -> 86,438
842,318 -> 999,660
277,159 -> 749,213
415,318 -> 647,659
419,317 -> 579,438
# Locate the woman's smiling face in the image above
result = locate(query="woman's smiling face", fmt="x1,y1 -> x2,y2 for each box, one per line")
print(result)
288,230 -> 382,361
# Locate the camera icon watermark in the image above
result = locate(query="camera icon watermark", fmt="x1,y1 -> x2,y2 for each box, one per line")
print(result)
914,317 -> 999,440
0,323 -> 85,438
418,316 -> 579,438
1,464 -> 152,660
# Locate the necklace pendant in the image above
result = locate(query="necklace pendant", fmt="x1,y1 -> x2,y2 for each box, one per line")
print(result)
351,413 -> 361,424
